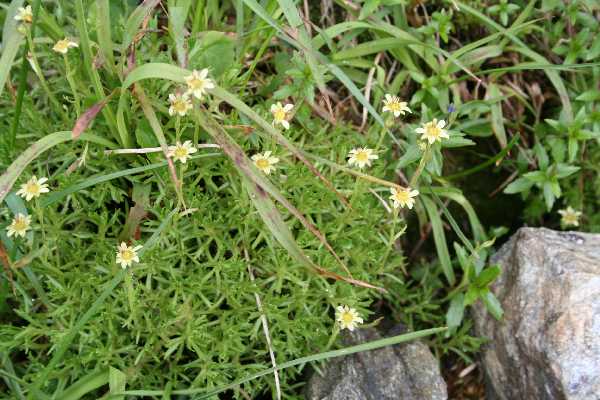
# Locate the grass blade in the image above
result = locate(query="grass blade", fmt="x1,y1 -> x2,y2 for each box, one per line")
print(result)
420,195 -> 455,285
0,132 -> 116,204
59,369 -> 109,400
96,0 -> 117,75
0,0 -> 25,99
196,110 -> 382,291
485,83 -> 507,148
120,327 -> 447,397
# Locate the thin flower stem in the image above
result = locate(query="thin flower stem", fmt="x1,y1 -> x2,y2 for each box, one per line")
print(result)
409,144 -> 432,188
175,116 -> 181,141
35,199 -> 45,242
104,144 -> 220,155
63,54 -> 81,116
244,249 -> 281,400
25,32 -> 68,123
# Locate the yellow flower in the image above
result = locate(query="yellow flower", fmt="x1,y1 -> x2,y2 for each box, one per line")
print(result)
336,305 -> 363,331
184,69 -> 214,99
270,102 -> 293,130
168,140 -> 197,164
389,186 -> 419,209
558,206 -> 582,227
16,176 -> 50,201
6,213 -> 31,238
416,119 -> 449,144
14,6 -> 33,24
115,242 -> 143,269
251,151 -> 279,175
168,93 -> 193,116
382,94 -> 411,117
347,147 -> 378,169
52,38 -> 78,54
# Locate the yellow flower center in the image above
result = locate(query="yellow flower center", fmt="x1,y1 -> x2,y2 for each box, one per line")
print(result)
273,109 -> 286,121
355,151 -> 369,163
188,78 -> 205,90
256,159 -> 270,169
394,190 -> 409,202
21,13 -> 33,23
25,183 -> 40,195
174,147 -> 188,158
563,214 -> 578,224
172,100 -> 188,113
425,124 -> 441,138
13,219 -> 28,232
341,312 -> 354,324
387,101 -> 402,112
55,41 -> 68,52
120,249 -> 135,262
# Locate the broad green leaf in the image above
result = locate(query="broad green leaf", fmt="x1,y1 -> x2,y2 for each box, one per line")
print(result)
446,294 -> 465,331
464,286 -> 480,306
504,177 -> 534,194
481,291 -> 504,320
475,265 -> 501,288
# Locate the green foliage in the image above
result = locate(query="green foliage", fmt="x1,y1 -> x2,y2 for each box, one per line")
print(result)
0,0 -> 599,398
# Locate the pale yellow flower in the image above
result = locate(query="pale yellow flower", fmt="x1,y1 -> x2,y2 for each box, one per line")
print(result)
347,147 -> 378,169
389,186 -> 419,209
336,305 -> 363,331
558,206 -> 582,227
14,6 -> 33,24
168,140 -> 197,163
115,242 -> 143,269
416,119 -> 449,144
52,38 -> 78,54
270,102 -> 293,130
168,93 -> 193,116
6,213 -> 31,238
382,94 -> 411,117
16,176 -> 50,201
184,69 -> 214,99
251,151 -> 279,175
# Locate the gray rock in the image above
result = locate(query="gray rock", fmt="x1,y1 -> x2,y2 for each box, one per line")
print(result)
473,227 -> 600,400
305,326 -> 447,400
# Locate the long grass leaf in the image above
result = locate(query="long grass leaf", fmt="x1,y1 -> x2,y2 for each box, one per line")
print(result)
0,132 -> 116,204
196,110 -> 382,291
119,327 -> 446,397
420,195 -> 455,285
59,369 -> 109,400
96,0 -> 117,75
0,0 -> 25,99
454,0 -> 573,121
121,63 -> 350,206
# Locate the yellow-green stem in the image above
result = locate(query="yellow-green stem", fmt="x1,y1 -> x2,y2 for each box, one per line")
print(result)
26,32 -> 68,123
409,144 -> 432,188
63,54 -> 81,116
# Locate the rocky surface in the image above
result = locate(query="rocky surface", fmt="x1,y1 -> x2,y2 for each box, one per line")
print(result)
305,325 -> 447,400
473,227 -> 600,400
